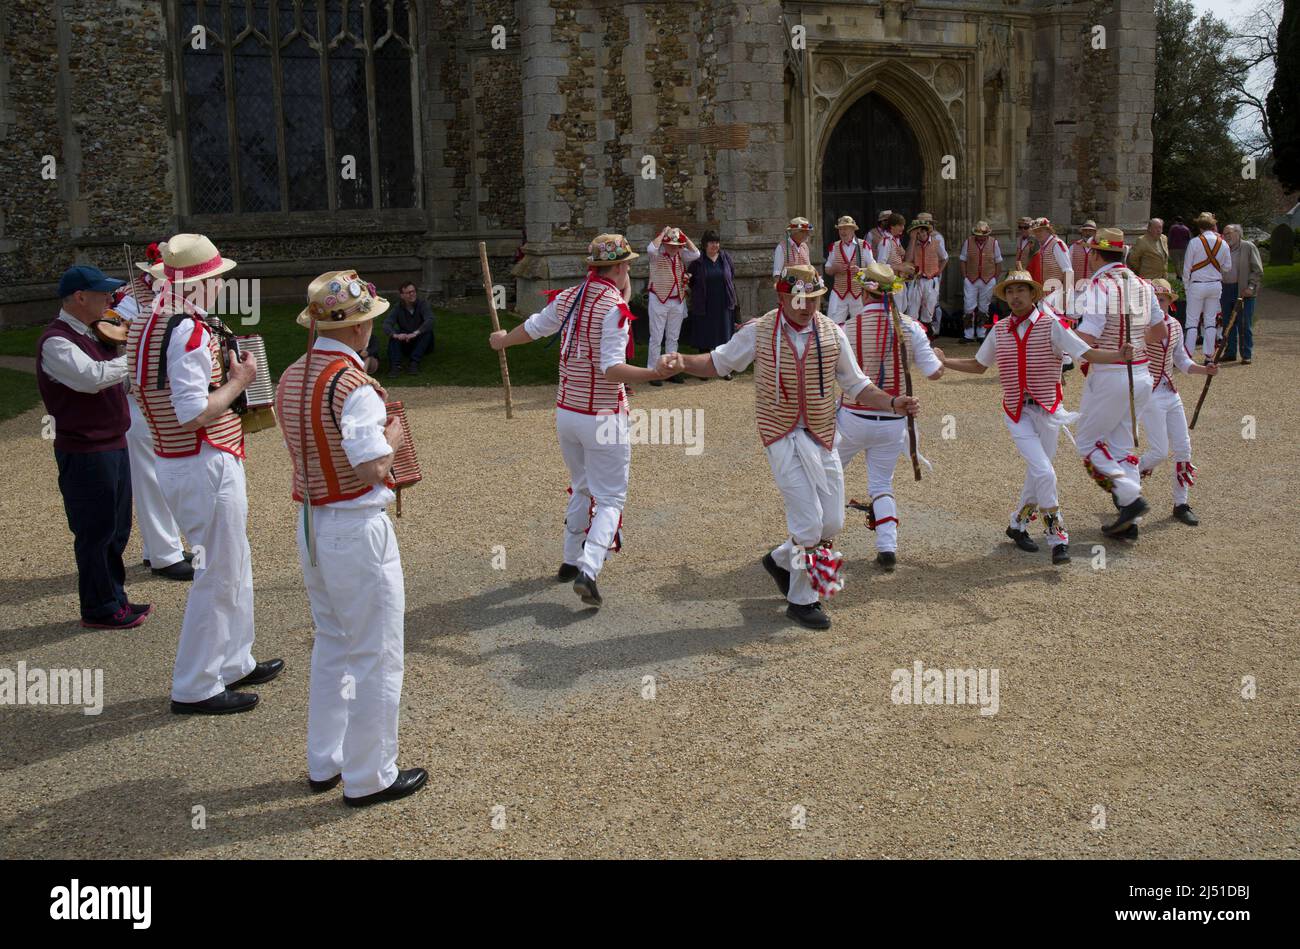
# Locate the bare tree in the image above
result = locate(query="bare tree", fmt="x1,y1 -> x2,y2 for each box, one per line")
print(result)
1225,0 -> 1282,154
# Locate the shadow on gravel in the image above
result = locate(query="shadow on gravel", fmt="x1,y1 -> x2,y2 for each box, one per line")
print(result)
0,571 -> 80,607
0,777 -> 348,859
0,696 -> 175,773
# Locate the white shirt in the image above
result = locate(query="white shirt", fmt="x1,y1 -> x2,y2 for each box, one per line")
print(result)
39,310 -> 128,394
647,240 -> 700,266
873,232 -> 903,263
823,239 -> 875,275
710,311 -> 872,403
959,237 -> 1004,265
163,306 -> 221,426
772,238 -> 812,278
1182,230 -> 1232,284
843,313 -> 942,418
308,336 -> 395,510
523,281 -> 629,374
1074,263 -> 1158,367
974,307 -> 1092,368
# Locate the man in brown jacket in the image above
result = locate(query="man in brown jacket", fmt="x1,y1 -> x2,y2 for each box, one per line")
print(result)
1127,218 -> 1170,280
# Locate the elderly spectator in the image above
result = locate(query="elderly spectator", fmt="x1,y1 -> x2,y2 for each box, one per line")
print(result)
383,281 -> 434,376
686,230 -> 740,369
1167,217 -> 1191,275
1127,218 -> 1169,279
1218,224 -> 1264,364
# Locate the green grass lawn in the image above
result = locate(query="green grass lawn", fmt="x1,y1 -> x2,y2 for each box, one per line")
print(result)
1262,262 -> 1300,296
0,366 -> 41,422
0,305 -> 701,387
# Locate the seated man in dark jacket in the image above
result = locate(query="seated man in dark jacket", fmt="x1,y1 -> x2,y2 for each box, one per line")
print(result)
383,281 -> 435,375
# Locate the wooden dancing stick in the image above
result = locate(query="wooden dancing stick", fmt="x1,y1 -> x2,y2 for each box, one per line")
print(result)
1124,310 -> 1138,447
1189,298 -> 1242,431
478,241 -> 514,419
887,291 -> 922,482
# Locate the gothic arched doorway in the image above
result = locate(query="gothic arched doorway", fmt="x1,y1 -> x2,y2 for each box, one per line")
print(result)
820,93 -> 922,242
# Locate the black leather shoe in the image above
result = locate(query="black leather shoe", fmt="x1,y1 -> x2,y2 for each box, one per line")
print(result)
143,551 -> 195,568
786,602 -> 831,630
556,563 -> 579,582
171,689 -> 259,715
1051,543 -> 1070,565
875,551 -> 897,571
1103,496 -> 1149,535
309,774 -> 342,793
152,560 -> 195,581
1172,504 -> 1199,526
226,658 -> 285,689
667,373 -> 685,384
649,379 -> 663,387
1005,527 -> 1039,552
761,552 -> 791,596
344,768 -> 428,808
573,572 -> 602,607
1114,524 -> 1139,541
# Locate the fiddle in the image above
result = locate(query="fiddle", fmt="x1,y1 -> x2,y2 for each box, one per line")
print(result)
90,308 -> 129,347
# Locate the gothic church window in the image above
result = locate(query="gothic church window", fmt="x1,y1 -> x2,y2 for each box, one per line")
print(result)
178,0 -> 419,214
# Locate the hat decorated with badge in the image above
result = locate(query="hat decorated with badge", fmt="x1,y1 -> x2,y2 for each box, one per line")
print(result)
1030,216 -> 1054,231
297,269 -> 390,328
994,269 -> 1045,303
971,220 -> 993,236
787,217 -> 813,233
835,215 -> 859,230
660,227 -> 687,246
854,262 -> 904,295
1088,226 -> 1127,252
147,233 -> 238,285
775,264 -> 827,298
586,233 -> 638,266
907,218 -> 931,233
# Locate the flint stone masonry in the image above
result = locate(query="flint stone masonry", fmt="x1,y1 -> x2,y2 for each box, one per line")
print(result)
1,0 -> 1154,326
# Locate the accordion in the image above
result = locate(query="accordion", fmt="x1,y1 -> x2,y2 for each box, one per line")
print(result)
386,400 -> 422,516
234,335 -> 277,434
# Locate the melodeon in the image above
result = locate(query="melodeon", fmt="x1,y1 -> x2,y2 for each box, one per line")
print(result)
386,400 -> 422,516
234,334 -> 277,434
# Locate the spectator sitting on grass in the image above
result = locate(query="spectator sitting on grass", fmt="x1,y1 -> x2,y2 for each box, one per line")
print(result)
384,281 -> 434,376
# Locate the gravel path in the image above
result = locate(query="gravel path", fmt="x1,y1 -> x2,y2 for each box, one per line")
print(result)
1,290 -> 1296,858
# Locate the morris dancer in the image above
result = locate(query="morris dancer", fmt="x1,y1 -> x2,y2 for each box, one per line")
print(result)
837,263 -> 943,570
667,265 -> 920,630
934,270 -> 1134,564
276,269 -> 426,807
903,216 -> 947,337
823,215 -> 873,325
867,210 -> 893,252
1181,211 -> 1231,361
772,217 -> 813,278
1138,279 -> 1217,526
489,234 -> 677,608
959,221 -> 1002,342
645,226 -> 699,385
127,234 -> 284,714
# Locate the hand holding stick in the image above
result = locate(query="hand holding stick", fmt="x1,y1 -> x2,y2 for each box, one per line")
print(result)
478,241 -> 514,419
887,292 -> 922,482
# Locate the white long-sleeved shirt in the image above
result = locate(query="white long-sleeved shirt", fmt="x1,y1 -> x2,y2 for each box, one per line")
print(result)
1073,262 -> 1158,373
1182,230 -> 1233,284
307,335 -> 395,510
523,283 -> 629,374
974,307 -> 1092,368
710,312 -> 872,403
39,310 -> 128,394
823,239 -> 875,276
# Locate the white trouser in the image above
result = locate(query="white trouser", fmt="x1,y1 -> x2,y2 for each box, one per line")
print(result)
826,291 -> 865,325
299,505 -> 404,798
1003,404 -> 1068,543
1138,383 -> 1192,506
835,408 -> 906,553
646,295 -> 687,367
910,276 -> 940,329
963,280 -> 994,337
1075,367 -> 1152,506
558,407 -> 631,578
767,428 -> 845,605
1184,282 -> 1221,356
126,400 -> 184,568
157,445 -> 256,702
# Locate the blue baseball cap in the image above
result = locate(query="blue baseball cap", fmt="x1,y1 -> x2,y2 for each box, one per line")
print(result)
58,265 -> 125,297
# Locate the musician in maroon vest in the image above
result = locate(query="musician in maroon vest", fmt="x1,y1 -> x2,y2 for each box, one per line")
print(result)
37,265 -> 151,629
933,270 -> 1133,565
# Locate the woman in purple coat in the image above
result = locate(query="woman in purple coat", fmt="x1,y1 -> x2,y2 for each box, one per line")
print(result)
685,230 -> 740,356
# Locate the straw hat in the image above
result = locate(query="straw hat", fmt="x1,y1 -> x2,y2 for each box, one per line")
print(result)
877,209 -> 893,223
296,269 -> 390,329
1150,278 -> 1174,299
586,233 -> 639,266
907,218 -> 931,233
835,215 -> 859,230
147,233 -> 237,284
854,262 -> 904,295
787,217 -> 813,232
1193,211 -> 1218,229
775,264 -> 827,298
916,212 -> 936,225
971,220 -> 993,236
1078,219 -> 1098,232
1088,226 -> 1127,252
134,241 -> 164,275
993,269 -> 1044,303
660,227 -> 687,246
1030,216 -> 1054,232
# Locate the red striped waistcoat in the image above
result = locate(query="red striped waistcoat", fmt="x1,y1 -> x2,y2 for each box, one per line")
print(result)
962,237 -> 998,282
547,275 -> 629,415
126,297 -> 244,459
276,349 -> 391,505
828,240 -> 866,299
841,300 -> 902,406
648,249 -> 685,302
1148,314 -> 1184,393
995,309 -> 1065,422
753,309 -> 841,450
906,234 -> 944,279
1069,240 -> 1095,281
1088,268 -> 1150,365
